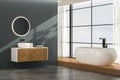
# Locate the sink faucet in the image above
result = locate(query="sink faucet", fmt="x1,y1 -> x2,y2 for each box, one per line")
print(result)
99,38 -> 107,48
20,39 -> 25,42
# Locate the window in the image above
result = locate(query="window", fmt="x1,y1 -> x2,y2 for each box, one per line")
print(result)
73,27 -> 91,42
93,5 -> 113,25
93,26 -> 113,43
73,8 -> 91,26
59,0 -> 113,57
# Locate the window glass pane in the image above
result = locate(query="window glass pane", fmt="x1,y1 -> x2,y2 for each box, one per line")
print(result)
73,1 -> 91,9
73,27 -> 91,42
93,44 -> 113,48
92,44 -> 102,48
93,0 -> 113,6
93,4 -> 113,25
72,43 -> 91,57
73,8 -> 91,26
93,25 -> 113,43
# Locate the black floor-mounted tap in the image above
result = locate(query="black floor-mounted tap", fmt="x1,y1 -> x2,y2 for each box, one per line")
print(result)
99,38 -> 107,48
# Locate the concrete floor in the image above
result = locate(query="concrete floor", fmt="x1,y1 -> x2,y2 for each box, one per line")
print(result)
0,65 -> 120,80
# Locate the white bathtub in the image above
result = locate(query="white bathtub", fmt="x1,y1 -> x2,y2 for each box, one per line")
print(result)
75,47 -> 117,66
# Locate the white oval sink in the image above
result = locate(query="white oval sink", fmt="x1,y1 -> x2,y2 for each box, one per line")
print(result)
75,47 -> 117,66
18,43 -> 33,48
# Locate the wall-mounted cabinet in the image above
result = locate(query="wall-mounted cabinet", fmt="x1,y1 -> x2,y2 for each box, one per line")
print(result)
11,47 -> 48,62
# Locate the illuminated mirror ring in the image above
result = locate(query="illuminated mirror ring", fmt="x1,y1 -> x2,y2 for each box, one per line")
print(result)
11,16 -> 31,37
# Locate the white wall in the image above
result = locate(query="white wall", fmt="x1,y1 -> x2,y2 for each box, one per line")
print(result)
114,0 -> 120,63
58,7 -> 63,57
58,6 -> 70,57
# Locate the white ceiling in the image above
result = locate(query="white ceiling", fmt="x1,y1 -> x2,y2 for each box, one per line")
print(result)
58,0 -> 90,6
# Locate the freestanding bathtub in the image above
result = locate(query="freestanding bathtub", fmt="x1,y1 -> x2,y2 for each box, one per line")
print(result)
75,47 -> 117,66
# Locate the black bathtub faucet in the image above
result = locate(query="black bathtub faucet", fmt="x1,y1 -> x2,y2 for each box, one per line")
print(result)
99,38 -> 107,48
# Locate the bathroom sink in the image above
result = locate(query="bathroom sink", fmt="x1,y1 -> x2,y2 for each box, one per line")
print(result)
18,43 -> 33,48
75,47 -> 117,66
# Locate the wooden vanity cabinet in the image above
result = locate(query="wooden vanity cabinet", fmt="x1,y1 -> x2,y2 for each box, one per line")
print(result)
11,47 -> 48,62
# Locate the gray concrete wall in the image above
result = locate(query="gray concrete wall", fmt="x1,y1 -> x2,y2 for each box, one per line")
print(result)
0,0 -> 57,69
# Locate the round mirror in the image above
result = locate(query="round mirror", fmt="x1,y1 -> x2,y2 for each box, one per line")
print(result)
11,16 -> 31,37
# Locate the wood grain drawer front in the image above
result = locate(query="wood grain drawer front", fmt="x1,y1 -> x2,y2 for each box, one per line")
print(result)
18,49 -> 31,62
18,48 -> 48,62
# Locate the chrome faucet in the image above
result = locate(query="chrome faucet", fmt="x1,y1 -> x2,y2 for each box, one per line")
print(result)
99,38 -> 107,48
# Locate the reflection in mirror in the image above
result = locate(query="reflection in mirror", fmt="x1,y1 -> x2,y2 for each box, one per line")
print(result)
12,16 -> 31,37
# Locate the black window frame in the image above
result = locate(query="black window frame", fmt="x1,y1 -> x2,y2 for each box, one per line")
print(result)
67,0 -> 113,58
